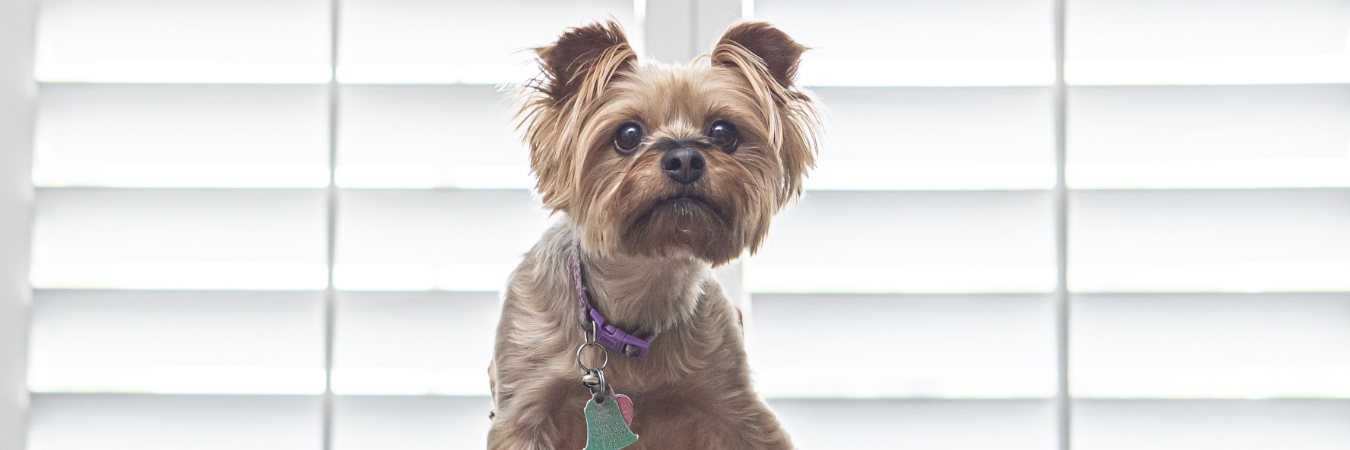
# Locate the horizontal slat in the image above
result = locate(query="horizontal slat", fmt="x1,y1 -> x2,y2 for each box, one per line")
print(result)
754,0 -> 1053,86
749,294 -> 1054,399
795,57 -> 1055,87
770,399 -> 1055,450
1066,56 -> 1350,86
808,87 -> 1054,190
1068,189 -> 1350,292
333,292 -> 498,395
333,396 -> 491,450
1066,0 -> 1350,58
1073,399 -> 1350,450
32,188 -> 328,290
336,84 -> 528,189
35,84 -> 329,188
1072,293 -> 1350,399
334,189 -> 552,291
29,290 -> 325,394
1066,0 -> 1350,85
336,0 -> 636,84
1068,85 -> 1350,189
748,190 -> 1056,293
37,0 -> 330,83
29,394 -> 322,450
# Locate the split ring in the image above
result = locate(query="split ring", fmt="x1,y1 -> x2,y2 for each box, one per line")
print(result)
576,341 -> 609,371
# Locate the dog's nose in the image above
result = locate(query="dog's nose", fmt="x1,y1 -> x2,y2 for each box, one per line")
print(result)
661,147 -> 705,184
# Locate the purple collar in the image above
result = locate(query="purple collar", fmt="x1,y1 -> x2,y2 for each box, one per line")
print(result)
571,239 -> 652,360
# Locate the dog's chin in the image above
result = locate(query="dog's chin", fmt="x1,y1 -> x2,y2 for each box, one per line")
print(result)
620,195 -> 742,264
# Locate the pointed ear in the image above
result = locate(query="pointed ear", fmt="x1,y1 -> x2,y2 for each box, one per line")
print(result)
712,21 -> 806,89
535,20 -> 636,104
711,22 -> 820,208
519,21 -> 636,213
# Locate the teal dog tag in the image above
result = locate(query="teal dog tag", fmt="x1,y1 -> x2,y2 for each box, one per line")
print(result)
583,396 -> 638,450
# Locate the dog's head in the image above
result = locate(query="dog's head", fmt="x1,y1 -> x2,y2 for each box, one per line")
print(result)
519,21 -> 820,266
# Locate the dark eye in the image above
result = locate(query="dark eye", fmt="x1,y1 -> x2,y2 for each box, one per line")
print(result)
614,122 -> 644,154
708,120 -> 738,152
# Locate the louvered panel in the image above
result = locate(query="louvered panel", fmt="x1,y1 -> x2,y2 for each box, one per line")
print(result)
334,189 -> 552,291
35,83 -> 329,188
332,291 -> 497,395
29,394 -> 323,450
336,84 -> 528,189
749,294 -> 1054,399
337,0 -> 637,84
30,290 -> 324,394
32,188 -> 328,290
36,0 -> 330,83
748,190 -> 1055,293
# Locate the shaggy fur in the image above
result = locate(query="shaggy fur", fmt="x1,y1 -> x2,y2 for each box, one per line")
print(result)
489,20 -> 821,449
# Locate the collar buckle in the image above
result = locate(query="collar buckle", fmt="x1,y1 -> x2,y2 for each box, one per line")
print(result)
588,309 -> 651,360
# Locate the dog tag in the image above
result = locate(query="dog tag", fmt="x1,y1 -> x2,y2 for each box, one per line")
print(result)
613,394 -> 634,427
583,396 -> 638,450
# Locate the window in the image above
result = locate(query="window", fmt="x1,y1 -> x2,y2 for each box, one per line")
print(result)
9,0 -> 1350,449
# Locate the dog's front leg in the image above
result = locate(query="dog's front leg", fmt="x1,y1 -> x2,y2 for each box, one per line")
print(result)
679,391 -> 794,450
487,376 -> 588,450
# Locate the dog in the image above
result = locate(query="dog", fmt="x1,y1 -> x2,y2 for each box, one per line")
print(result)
488,20 -> 821,449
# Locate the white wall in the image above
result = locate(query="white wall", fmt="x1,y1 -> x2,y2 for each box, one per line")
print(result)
0,0 -> 37,448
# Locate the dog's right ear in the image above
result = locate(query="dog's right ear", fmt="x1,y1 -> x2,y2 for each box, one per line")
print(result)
521,21 -> 636,213
535,21 -> 636,105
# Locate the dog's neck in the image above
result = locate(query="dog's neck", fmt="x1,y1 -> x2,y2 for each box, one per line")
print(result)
572,227 -> 711,337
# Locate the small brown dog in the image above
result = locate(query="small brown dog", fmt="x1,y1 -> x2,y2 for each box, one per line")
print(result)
488,20 -> 821,449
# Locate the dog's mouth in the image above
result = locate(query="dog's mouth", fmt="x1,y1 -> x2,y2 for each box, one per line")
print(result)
647,190 -> 729,225
618,186 -> 742,264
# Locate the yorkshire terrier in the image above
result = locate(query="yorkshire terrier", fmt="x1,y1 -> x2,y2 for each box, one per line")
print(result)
488,20 -> 821,449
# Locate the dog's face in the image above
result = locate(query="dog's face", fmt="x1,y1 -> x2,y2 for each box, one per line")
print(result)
520,22 -> 820,266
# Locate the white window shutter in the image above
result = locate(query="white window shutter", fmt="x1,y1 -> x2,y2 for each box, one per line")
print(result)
21,0 -> 1350,448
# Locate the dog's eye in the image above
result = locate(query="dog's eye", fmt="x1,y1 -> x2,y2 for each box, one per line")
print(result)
613,122 -> 644,154
707,120 -> 738,153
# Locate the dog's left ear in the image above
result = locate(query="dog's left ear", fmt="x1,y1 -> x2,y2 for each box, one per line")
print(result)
712,22 -> 805,90
712,22 -> 820,207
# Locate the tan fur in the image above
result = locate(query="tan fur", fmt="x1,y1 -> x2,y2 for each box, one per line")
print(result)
490,21 -> 821,449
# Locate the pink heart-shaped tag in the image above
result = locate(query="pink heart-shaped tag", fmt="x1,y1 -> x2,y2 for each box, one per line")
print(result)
613,394 -> 634,426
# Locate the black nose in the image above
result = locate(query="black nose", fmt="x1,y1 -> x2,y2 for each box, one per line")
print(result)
661,147 -> 705,184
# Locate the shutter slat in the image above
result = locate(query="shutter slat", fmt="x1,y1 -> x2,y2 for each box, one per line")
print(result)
336,84 -> 528,189
37,0 -> 331,83
770,399 -> 1055,450
35,84 -> 329,188
1073,293 -> 1350,399
1068,85 -> 1350,189
333,292 -> 497,395
749,190 -> 1056,293
1066,0 -> 1350,85
333,396 -> 492,450
33,188 -> 328,290
334,189 -> 552,291
1069,189 -> 1350,293
1074,400 -> 1350,450
29,394 -> 323,450
750,294 -> 1055,399
337,0 -> 636,84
